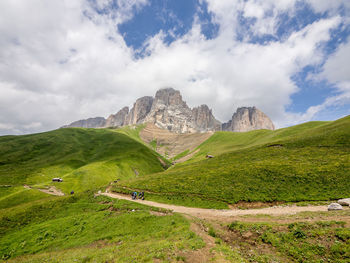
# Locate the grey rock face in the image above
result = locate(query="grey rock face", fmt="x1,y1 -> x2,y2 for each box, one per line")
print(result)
63,117 -> 106,128
338,198 -> 350,206
154,88 -> 187,107
328,203 -> 343,211
144,88 -> 196,133
192,105 -> 221,132
105,106 -> 129,127
126,96 -> 154,125
222,107 -> 275,132
62,88 -> 275,134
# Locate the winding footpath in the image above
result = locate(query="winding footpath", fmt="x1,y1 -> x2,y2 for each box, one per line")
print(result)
101,192 -> 328,219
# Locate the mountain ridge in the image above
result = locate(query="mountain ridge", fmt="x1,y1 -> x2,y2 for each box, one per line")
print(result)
63,88 -> 275,133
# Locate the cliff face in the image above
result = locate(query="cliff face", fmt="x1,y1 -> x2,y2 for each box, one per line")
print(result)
62,88 -> 275,133
222,107 -> 275,132
144,88 -> 198,133
126,96 -> 154,125
105,106 -> 129,127
192,105 -> 221,132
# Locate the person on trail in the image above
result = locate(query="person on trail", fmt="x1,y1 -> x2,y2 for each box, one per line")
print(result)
132,191 -> 137,200
139,192 -> 144,200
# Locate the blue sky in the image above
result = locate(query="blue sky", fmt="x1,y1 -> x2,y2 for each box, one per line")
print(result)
0,0 -> 350,134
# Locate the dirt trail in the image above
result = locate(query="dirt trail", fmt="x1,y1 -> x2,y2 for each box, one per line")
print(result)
24,185 -> 65,196
101,192 -> 328,220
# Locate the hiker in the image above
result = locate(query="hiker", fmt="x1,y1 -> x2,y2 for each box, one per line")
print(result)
139,192 -> 144,200
70,190 -> 74,195
131,191 -> 137,200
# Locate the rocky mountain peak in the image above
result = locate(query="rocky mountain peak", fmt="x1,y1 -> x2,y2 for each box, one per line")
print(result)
222,106 -> 275,132
126,96 -> 154,125
62,88 -> 275,134
154,87 -> 187,107
192,105 -> 221,132
105,106 -> 129,127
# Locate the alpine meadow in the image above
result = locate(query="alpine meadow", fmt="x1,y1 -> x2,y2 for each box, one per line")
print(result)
1,0 -> 350,262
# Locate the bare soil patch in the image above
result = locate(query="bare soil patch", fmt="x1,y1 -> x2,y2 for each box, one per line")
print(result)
37,186 -> 65,196
139,123 -> 213,160
23,185 -> 64,196
230,200 -> 285,209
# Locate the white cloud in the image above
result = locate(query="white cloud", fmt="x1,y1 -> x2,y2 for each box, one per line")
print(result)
322,39 -> 350,92
0,0 -> 348,135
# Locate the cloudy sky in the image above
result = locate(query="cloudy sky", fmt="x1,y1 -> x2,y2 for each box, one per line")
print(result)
1,0 -> 350,135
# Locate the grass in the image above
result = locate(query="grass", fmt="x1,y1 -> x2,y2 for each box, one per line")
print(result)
171,149 -> 190,161
224,220 -> 350,262
114,115 -> 350,208
0,127 -> 167,207
1,115 -> 350,262
0,192 -> 204,262
183,120 -> 331,163
0,186 -> 51,209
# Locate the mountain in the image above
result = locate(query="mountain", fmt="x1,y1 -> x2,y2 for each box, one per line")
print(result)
62,117 -> 106,128
222,106 -> 275,132
63,88 -> 274,133
142,88 -> 221,133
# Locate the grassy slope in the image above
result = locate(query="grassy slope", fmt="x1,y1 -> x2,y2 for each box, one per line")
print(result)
0,192 -> 203,261
220,218 -> 350,262
0,128 -> 203,262
115,116 -> 350,208
186,120 -> 331,163
0,128 -> 166,208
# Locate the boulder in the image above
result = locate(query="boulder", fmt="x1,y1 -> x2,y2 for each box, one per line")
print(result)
328,203 -> 343,211
338,198 -> 350,206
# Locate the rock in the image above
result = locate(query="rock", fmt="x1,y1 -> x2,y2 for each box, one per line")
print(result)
338,198 -> 350,206
143,88 -> 222,133
222,106 -> 275,132
105,106 -> 129,127
62,117 -> 106,128
154,87 -> 186,107
192,105 -> 221,132
126,96 -> 153,125
144,88 -> 197,133
328,203 -> 343,211
62,88 -> 275,134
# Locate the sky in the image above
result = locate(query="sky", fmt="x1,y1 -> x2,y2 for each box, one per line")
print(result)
0,0 -> 350,135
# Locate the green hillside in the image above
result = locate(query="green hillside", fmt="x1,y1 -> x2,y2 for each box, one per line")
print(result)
114,116 -> 350,208
0,128 -> 167,208
0,192 -> 203,261
182,120 -> 331,163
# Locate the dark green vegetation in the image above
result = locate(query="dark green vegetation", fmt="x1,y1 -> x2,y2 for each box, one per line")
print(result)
222,219 -> 350,262
115,116 -> 350,208
0,192 -> 203,261
0,128 -> 167,208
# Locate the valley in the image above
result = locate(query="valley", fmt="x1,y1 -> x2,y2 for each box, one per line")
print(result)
1,115 -> 349,262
